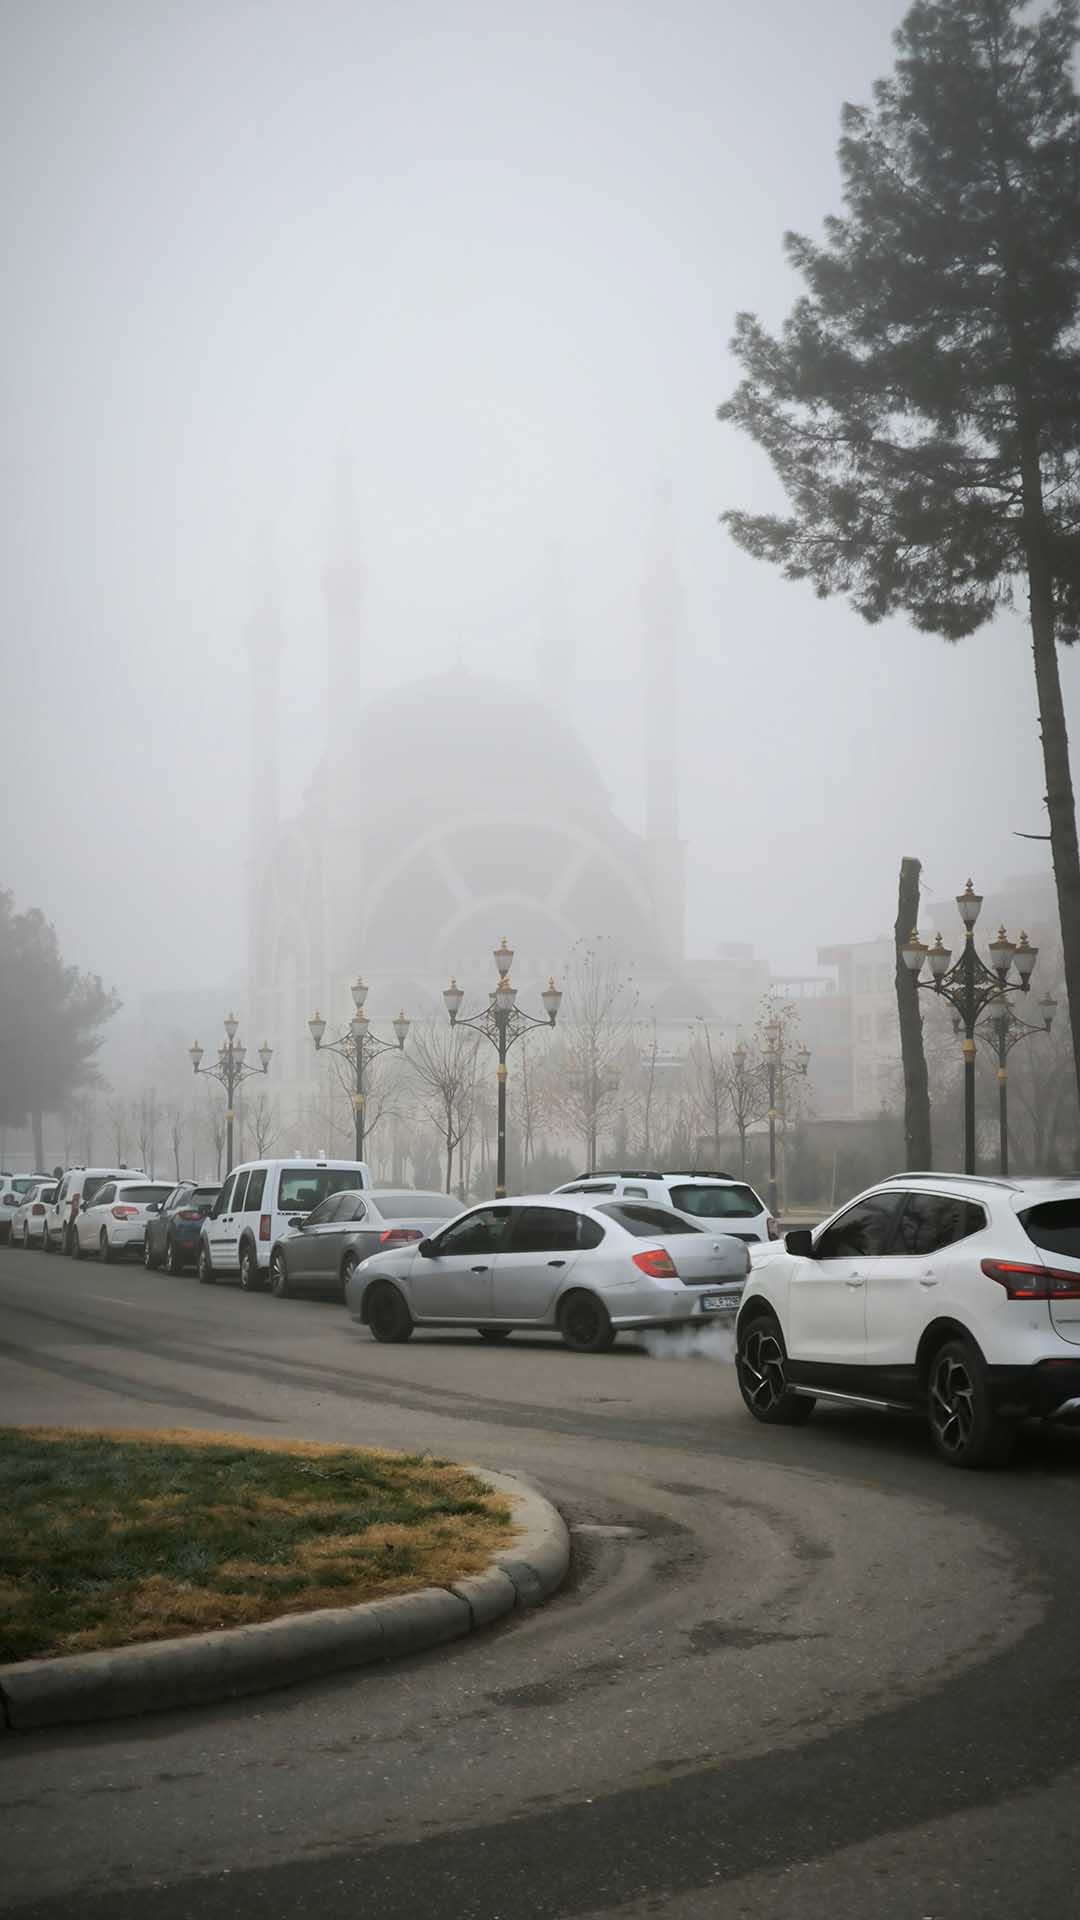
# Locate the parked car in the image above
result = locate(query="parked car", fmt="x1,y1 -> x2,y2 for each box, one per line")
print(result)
11,1180 -> 58,1249
198,1157 -> 372,1290
45,1167 -> 144,1255
0,1174 -> 52,1243
71,1179 -> 174,1263
552,1169 -> 775,1242
345,1194 -> 751,1350
143,1182 -> 221,1274
735,1172 -> 1080,1468
268,1189 -> 459,1300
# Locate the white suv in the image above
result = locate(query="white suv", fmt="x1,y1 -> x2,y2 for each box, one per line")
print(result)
735,1172 -> 1080,1467
72,1179 -> 174,1263
553,1170 -> 774,1242
198,1157 -> 372,1291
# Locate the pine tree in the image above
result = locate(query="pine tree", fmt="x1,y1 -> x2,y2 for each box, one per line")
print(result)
718,0 -> 1080,1109
0,890 -> 119,1166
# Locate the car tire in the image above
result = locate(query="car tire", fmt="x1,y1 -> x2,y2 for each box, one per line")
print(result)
477,1328 -> 512,1342
269,1251 -> 292,1299
341,1252 -> 360,1294
21,1224 -> 30,1250
927,1337 -> 1013,1469
367,1282 -> 415,1344
557,1291 -> 616,1354
735,1314 -> 815,1425
238,1241 -> 265,1293
164,1238 -> 183,1276
143,1236 -> 159,1271
62,1225 -> 75,1257
100,1231 -> 113,1264
70,1230 -> 83,1262
197,1244 -> 216,1286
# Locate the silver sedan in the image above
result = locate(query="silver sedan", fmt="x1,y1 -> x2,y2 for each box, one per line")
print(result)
268,1188 -> 460,1300
344,1194 -> 750,1351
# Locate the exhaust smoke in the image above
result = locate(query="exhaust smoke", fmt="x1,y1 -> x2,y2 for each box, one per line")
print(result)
637,1327 -> 735,1363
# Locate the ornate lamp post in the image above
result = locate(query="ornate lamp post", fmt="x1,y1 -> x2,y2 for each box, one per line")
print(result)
189,1015 -> 273,1175
444,939 -> 562,1199
986,988 -> 1056,1176
902,881 -> 1041,1175
758,1018 -> 811,1221
308,979 -> 410,1162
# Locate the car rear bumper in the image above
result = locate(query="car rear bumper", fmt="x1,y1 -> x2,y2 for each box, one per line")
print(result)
989,1360 -> 1080,1419
610,1287 -> 745,1331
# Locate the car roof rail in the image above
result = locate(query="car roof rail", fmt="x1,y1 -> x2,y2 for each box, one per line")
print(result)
574,1169 -> 665,1181
880,1170 -> 1018,1189
662,1169 -> 738,1182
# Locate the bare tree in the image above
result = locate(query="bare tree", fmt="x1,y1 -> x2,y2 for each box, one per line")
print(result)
407,1022 -> 482,1194
548,939 -> 637,1168
164,1104 -> 186,1180
136,1088 -> 160,1176
200,1088 -> 227,1181
105,1096 -> 130,1165
246,1089 -> 280,1157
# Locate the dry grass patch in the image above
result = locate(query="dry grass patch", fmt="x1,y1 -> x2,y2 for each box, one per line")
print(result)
0,1427 -> 514,1662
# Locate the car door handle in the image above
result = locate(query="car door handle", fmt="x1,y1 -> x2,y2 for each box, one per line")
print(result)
844,1275 -> 864,1288
918,1273 -> 939,1287
470,1264 -> 489,1273
547,1259 -> 566,1268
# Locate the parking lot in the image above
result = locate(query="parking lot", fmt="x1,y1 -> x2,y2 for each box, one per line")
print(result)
4,1241 -> 1080,1919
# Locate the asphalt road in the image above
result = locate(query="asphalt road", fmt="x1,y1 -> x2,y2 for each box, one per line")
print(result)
3,1240 -> 1080,1920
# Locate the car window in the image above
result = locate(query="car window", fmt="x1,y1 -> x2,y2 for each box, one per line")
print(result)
892,1193 -> 986,1255
434,1207 -> 512,1256
304,1194 -> 345,1226
579,1216 -> 605,1249
275,1167 -> 366,1211
93,1184 -> 116,1207
371,1192 -> 456,1219
160,1186 -> 182,1212
508,1207 -> 584,1254
623,1185 -> 648,1198
232,1171 -> 251,1213
245,1168 -> 266,1211
215,1174 -> 237,1215
83,1175 -> 111,1206
815,1193 -> 904,1259
595,1202 -> 701,1237
339,1195 -> 368,1223
192,1187 -> 220,1212
119,1184 -> 171,1206
668,1182 -> 762,1219
559,1182 -> 617,1196
1019,1199 -> 1080,1260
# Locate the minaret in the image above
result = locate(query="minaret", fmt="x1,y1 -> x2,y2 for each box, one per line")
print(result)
322,453 -> 366,995
246,523 -> 283,1017
642,480 -> 686,962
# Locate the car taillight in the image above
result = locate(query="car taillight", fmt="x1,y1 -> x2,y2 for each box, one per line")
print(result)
69,1198 -> 79,1220
767,1217 -> 781,1240
111,1206 -> 140,1220
379,1227 -> 422,1249
632,1247 -> 678,1279
177,1210 -> 203,1222
31,1203 -> 46,1216
982,1258 -> 1080,1301
259,1214 -> 271,1242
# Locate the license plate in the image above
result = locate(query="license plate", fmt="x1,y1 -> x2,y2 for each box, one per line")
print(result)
701,1294 -> 738,1314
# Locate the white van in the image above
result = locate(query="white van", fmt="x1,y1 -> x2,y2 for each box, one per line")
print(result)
197,1157 -> 371,1291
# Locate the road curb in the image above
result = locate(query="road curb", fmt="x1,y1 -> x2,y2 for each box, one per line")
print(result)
0,1466 -> 569,1735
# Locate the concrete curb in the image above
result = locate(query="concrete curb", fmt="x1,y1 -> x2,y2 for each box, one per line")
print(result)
0,1466 -> 569,1735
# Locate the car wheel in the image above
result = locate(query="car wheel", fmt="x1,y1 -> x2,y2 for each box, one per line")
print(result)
143,1235 -> 158,1271
367,1282 -> 415,1344
238,1242 -> 265,1293
557,1291 -> 616,1354
478,1328 -> 512,1342
100,1230 -> 113,1264
164,1238 -> 183,1276
735,1314 -> 815,1424
341,1252 -> 360,1294
197,1244 -> 216,1285
70,1229 -> 83,1262
62,1225 -> 74,1257
21,1224 -> 31,1250
927,1337 -> 1013,1469
269,1251 -> 292,1299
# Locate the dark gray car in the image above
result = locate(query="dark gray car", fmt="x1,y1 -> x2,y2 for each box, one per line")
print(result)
268,1189 -> 460,1300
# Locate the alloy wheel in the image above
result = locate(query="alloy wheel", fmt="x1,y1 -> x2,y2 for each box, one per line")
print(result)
737,1324 -> 788,1414
929,1350 -> 976,1457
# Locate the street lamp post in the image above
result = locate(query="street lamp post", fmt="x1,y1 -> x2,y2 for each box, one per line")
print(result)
308,980 -> 410,1162
902,881 -> 1041,1176
987,989 -> 1056,1176
444,939 -> 562,1199
189,1015 -> 273,1175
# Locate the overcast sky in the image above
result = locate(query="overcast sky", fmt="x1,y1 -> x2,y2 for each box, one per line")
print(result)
3,0 -> 1076,1011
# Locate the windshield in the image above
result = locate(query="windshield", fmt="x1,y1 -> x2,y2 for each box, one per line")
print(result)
371,1192 -> 457,1219
276,1167 -> 367,1212
119,1184 -> 172,1205
596,1202 -> 702,1237
668,1183 -> 762,1219
1019,1198 -> 1080,1261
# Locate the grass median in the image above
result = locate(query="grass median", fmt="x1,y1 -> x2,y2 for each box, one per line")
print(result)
0,1427 -> 515,1664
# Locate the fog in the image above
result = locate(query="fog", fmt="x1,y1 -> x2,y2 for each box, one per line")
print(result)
3,0 -> 1077,1016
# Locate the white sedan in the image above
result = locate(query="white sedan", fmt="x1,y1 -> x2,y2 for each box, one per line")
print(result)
11,1180 -> 58,1249
71,1178 -> 175,1263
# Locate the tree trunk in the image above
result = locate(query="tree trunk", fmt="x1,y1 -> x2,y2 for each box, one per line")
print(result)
895,856 -> 932,1169
1026,559 -> 1080,1121
32,1109 -> 44,1171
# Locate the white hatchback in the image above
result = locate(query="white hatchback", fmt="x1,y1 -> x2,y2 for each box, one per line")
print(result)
552,1170 -> 775,1243
735,1172 -> 1080,1467
71,1178 -> 175,1264
11,1180 -> 58,1249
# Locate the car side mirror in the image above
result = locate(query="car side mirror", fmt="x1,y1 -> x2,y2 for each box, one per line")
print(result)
80,1201 -> 88,1214
417,1238 -> 436,1258
784,1228 -> 814,1257
147,1203 -> 161,1215
288,1215 -> 304,1230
